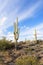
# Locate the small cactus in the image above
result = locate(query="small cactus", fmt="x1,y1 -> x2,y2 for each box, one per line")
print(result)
14,18 -> 19,50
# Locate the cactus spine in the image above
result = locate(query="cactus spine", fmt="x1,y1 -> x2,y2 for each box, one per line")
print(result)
14,18 -> 19,50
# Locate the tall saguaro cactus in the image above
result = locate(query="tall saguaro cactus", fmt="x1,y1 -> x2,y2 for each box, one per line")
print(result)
34,29 -> 37,43
14,18 -> 19,50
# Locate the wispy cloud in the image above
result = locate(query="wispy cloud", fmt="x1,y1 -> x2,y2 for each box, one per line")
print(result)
2,0 -> 41,31
18,0 -> 41,21
0,0 -> 8,13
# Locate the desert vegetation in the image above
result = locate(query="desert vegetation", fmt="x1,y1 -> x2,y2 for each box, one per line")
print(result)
0,38 -> 43,65
15,55 -> 40,65
0,37 -> 15,51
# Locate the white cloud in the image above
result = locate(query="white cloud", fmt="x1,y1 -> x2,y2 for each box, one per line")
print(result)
18,22 -> 43,41
6,32 -> 14,41
0,17 -> 7,26
0,17 -> 7,38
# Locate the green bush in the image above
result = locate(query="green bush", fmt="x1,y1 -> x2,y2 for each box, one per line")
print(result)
0,37 -> 14,50
15,55 -> 40,65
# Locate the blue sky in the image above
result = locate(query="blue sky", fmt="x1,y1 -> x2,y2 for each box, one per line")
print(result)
0,0 -> 43,41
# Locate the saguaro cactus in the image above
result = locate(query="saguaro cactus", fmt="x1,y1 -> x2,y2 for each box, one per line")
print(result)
34,29 -> 37,43
14,18 -> 19,50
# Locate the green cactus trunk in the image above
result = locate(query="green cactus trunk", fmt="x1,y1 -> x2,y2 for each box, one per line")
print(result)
34,29 -> 37,43
14,18 -> 19,50
15,39 -> 17,50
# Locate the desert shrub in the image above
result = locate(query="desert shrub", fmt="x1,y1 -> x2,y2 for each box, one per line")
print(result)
15,55 -> 40,65
23,47 -> 33,55
0,37 -> 15,50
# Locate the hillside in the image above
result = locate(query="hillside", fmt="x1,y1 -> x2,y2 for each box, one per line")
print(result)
0,40 -> 43,65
